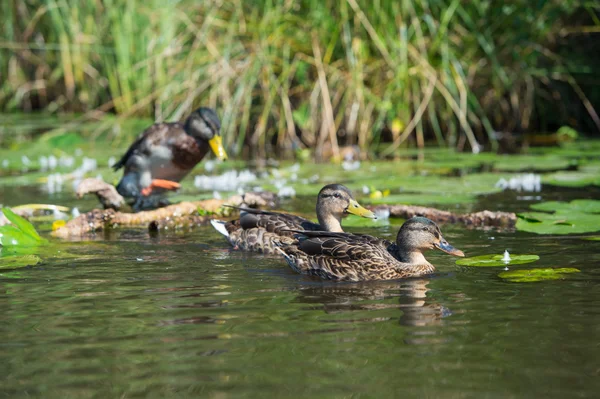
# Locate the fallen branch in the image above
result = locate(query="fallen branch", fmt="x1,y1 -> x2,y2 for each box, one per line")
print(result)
76,178 -> 125,210
52,191 -> 278,238
371,204 -> 516,228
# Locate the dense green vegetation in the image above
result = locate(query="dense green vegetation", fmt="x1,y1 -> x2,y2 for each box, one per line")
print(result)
1,1 -> 598,158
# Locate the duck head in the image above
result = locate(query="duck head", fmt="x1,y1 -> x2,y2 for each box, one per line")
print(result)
396,216 -> 464,257
316,184 -> 376,232
185,107 -> 228,160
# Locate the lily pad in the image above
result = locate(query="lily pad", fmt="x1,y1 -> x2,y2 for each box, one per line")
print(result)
493,155 -> 573,172
543,162 -> 600,188
0,254 -> 41,270
517,211 -> 600,235
498,268 -> 580,283
367,193 -> 476,206
456,254 -> 540,267
530,199 -> 600,214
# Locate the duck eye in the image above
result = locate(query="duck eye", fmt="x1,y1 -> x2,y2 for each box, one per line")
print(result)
334,193 -> 341,199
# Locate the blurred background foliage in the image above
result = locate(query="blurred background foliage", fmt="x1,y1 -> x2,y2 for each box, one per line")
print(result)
0,0 -> 599,159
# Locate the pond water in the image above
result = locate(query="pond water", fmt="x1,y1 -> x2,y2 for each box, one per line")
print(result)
1,134 -> 600,397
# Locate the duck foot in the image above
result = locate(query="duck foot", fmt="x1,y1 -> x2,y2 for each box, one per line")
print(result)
140,179 -> 181,196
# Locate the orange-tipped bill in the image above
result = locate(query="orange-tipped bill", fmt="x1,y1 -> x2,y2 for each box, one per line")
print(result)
141,179 -> 181,196
208,135 -> 228,160
435,239 -> 465,257
346,199 -> 377,219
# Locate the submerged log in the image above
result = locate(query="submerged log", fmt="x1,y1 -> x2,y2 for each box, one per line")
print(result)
52,191 -> 278,238
371,204 -> 516,228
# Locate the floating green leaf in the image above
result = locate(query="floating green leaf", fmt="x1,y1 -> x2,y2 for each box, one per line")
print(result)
493,155 -> 572,172
341,215 -> 392,227
456,254 -> 540,267
517,211 -> 600,234
498,268 -> 580,283
530,199 -> 600,214
0,254 -> 41,270
0,225 -> 42,247
0,207 -> 47,246
367,193 -> 476,206
2,208 -> 44,241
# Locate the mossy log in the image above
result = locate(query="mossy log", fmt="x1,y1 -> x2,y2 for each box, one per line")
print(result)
52,191 -> 278,238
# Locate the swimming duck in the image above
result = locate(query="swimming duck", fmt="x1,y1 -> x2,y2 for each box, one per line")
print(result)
114,107 -> 227,210
277,216 -> 464,281
210,184 -> 376,254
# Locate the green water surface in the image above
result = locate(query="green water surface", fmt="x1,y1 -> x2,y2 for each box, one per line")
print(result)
1,120 -> 600,397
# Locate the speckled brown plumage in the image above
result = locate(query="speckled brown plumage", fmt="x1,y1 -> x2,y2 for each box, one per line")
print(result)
211,184 -> 376,254
223,208 -> 322,254
278,217 -> 465,282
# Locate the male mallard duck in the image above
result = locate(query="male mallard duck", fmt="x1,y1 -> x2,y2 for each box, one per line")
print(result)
277,216 -> 464,281
114,107 -> 227,210
210,184 -> 376,254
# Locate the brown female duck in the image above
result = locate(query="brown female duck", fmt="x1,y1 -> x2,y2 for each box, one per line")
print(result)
277,216 -> 464,281
211,184 -> 376,254
114,107 -> 227,210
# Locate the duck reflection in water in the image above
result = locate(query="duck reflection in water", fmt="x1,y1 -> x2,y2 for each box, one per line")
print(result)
294,278 -> 452,332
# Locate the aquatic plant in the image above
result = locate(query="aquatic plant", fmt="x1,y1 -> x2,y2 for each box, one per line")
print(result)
517,199 -> 600,234
0,207 -> 47,247
456,253 -> 540,267
1,1 -> 598,159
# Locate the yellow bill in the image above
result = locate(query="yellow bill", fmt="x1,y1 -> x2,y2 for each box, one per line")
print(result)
346,199 -> 377,219
208,135 -> 228,160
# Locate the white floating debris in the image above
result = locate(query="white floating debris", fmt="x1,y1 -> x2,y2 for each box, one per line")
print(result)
374,208 -> 390,220
272,179 -> 287,190
278,186 -> 296,198
194,170 -> 257,191
59,156 -> 75,168
502,250 -> 511,263
2,160 -> 8,168
46,173 -> 64,194
136,257 -> 143,262
204,160 -> 216,172
71,207 -> 80,218
495,174 -> 541,192
342,160 -> 361,171
288,163 -> 300,173
108,156 -> 116,168
213,191 -> 222,200
21,155 -> 31,166
48,155 -> 58,170
53,207 -> 69,220
39,156 -> 48,171
362,185 -> 370,194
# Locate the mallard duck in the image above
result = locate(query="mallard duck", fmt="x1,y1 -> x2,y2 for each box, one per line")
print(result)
210,184 -> 376,254
114,107 -> 227,210
277,216 -> 464,281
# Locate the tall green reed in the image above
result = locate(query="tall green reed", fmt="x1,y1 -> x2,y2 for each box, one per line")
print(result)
0,0 -> 597,157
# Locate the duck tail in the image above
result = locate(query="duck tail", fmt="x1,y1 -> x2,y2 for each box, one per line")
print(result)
210,219 -> 230,238
274,246 -> 292,262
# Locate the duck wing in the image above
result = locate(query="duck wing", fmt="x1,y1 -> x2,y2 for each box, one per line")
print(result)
291,230 -> 393,260
235,207 -> 318,236
113,122 -> 185,171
